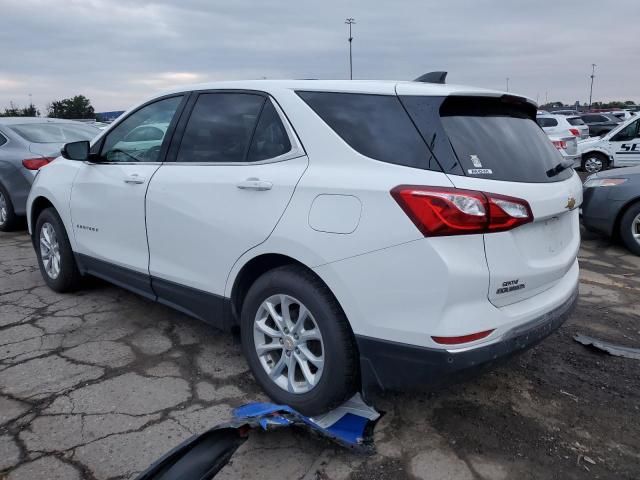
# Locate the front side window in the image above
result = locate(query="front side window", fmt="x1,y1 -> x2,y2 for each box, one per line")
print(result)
100,96 -> 183,163
612,119 -> 640,141
176,93 -> 265,163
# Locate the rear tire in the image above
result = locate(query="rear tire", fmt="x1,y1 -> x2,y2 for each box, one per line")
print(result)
619,202 -> 640,256
0,184 -> 18,232
581,152 -> 608,174
240,265 -> 357,415
35,207 -> 83,292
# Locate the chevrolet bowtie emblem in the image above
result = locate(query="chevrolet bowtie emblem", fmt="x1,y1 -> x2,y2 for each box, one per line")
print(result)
566,197 -> 576,210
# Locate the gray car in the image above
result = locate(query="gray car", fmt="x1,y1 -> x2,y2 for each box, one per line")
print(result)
0,117 -> 99,231
582,166 -> 640,255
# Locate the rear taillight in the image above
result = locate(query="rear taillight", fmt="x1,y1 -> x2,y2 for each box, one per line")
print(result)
391,186 -> 533,236
569,128 -> 580,136
551,140 -> 567,150
22,157 -> 55,170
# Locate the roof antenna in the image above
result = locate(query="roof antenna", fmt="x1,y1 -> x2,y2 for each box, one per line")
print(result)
414,71 -> 447,84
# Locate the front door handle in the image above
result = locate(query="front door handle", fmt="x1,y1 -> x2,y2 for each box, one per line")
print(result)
236,178 -> 273,191
124,173 -> 146,184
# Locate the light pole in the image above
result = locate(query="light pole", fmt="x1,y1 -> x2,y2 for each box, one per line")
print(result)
345,18 -> 355,80
506,77 -> 509,92
588,64 -> 596,109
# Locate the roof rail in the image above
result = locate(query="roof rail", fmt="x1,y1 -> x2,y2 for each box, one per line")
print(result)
414,71 -> 447,84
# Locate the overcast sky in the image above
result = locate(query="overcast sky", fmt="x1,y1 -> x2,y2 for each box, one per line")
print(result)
1,0 -> 638,113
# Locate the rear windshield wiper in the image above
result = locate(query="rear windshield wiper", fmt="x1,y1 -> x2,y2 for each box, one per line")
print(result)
546,159 -> 574,178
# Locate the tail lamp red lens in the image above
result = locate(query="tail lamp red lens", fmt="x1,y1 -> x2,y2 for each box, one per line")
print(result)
391,186 -> 533,236
569,128 -> 580,136
551,140 -> 567,150
22,157 -> 55,170
432,329 -> 494,345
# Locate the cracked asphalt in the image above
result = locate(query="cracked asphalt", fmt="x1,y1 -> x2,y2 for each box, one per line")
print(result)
1,228 -> 639,480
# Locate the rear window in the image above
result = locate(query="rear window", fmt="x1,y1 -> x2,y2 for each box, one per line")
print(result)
537,117 -> 558,127
9,123 -> 99,143
297,91 -> 441,171
436,96 -> 571,183
567,117 -> 585,126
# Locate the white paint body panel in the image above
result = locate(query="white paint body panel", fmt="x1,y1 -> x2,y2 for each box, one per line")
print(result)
309,195 -> 362,234
70,163 -> 160,273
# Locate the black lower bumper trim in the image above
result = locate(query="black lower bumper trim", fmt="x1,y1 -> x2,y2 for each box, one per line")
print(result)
357,286 -> 578,392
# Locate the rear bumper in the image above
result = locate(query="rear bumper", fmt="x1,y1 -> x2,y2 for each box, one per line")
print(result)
357,285 -> 578,392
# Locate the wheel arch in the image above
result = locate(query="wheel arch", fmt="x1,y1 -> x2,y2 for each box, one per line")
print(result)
228,253 -> 356,339
30,196 -> 56,235
581,149 -> 612,167
612,196 -> 640,240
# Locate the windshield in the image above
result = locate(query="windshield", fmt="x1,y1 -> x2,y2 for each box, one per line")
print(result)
9,123 -> 100,143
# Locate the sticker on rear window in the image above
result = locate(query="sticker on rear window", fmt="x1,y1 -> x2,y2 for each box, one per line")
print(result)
468,168 -> 493,175
470,155 -> 483,167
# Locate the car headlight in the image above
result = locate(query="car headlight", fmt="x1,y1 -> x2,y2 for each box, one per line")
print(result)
583,178 -> 627,188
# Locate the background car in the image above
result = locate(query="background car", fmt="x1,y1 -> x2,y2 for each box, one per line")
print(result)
578,115 -> 640,173
606,110 -> 636,121
582,166 -> 640,255
548,135 -> 580,168
537,114 -> 589,139
580,113 -> 621,137
0,117 -> 99,231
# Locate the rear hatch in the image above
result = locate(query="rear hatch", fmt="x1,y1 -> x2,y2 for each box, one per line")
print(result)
400,91 -> 582,307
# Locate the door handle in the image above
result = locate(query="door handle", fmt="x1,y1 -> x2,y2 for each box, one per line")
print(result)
124,173 -> 146,184
236,178 -> 273,191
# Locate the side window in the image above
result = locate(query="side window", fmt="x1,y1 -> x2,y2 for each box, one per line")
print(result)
176,93 -> 265,163
536,118 -> 557,127
0,133 -> 6,147
612,120 -> 640,141
100,96 -> 183,163
247,100 -> 292,161
297,91 -> 439,170
582,115 -> 597,123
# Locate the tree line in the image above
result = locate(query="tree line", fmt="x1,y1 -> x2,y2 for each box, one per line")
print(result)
540,100 -> 637,110
0,95 -> 95,118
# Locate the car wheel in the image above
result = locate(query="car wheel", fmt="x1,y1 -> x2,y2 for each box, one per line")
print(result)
240,265 -> 357,415
0,184 -> 18,232
35,207 -> 82,292
582,153 -> 608,174
619,202 -> 640,256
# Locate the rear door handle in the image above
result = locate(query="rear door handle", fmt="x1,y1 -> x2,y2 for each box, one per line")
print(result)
124,173 -> 146,184
236,178 -> 273,191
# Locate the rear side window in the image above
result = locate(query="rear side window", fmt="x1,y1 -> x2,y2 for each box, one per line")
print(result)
0,133 -> 6,146
177,93 -> 265,163
297,91 -> 441,171
247,100 -> 291,162
436,96 -> 570,183
537,117 -> 558,127
567,117 -> 585,126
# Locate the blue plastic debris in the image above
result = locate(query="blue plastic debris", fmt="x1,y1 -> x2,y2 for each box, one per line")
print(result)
135,394 -> 380,479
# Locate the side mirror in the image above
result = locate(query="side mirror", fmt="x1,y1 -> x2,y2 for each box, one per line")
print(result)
61,141 -> 90,161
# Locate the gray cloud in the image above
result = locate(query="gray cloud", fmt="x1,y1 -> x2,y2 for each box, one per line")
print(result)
1,0 -> 638,112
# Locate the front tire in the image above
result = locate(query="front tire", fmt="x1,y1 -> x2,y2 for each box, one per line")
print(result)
35,208 -> 82,292
240,265 -> 357,415
0,184 -> 18,232
582,152 -> 608,174
619,202 -> 640,256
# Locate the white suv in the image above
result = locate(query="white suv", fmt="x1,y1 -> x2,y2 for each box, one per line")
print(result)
27,80 -> 581,414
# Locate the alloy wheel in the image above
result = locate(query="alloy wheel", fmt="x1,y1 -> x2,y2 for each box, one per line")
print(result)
40,222 -> 61,279
584,156 -> 603,173
0,192 -> 7,226
632,213 -> 640,246
253,294 -> 325,394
